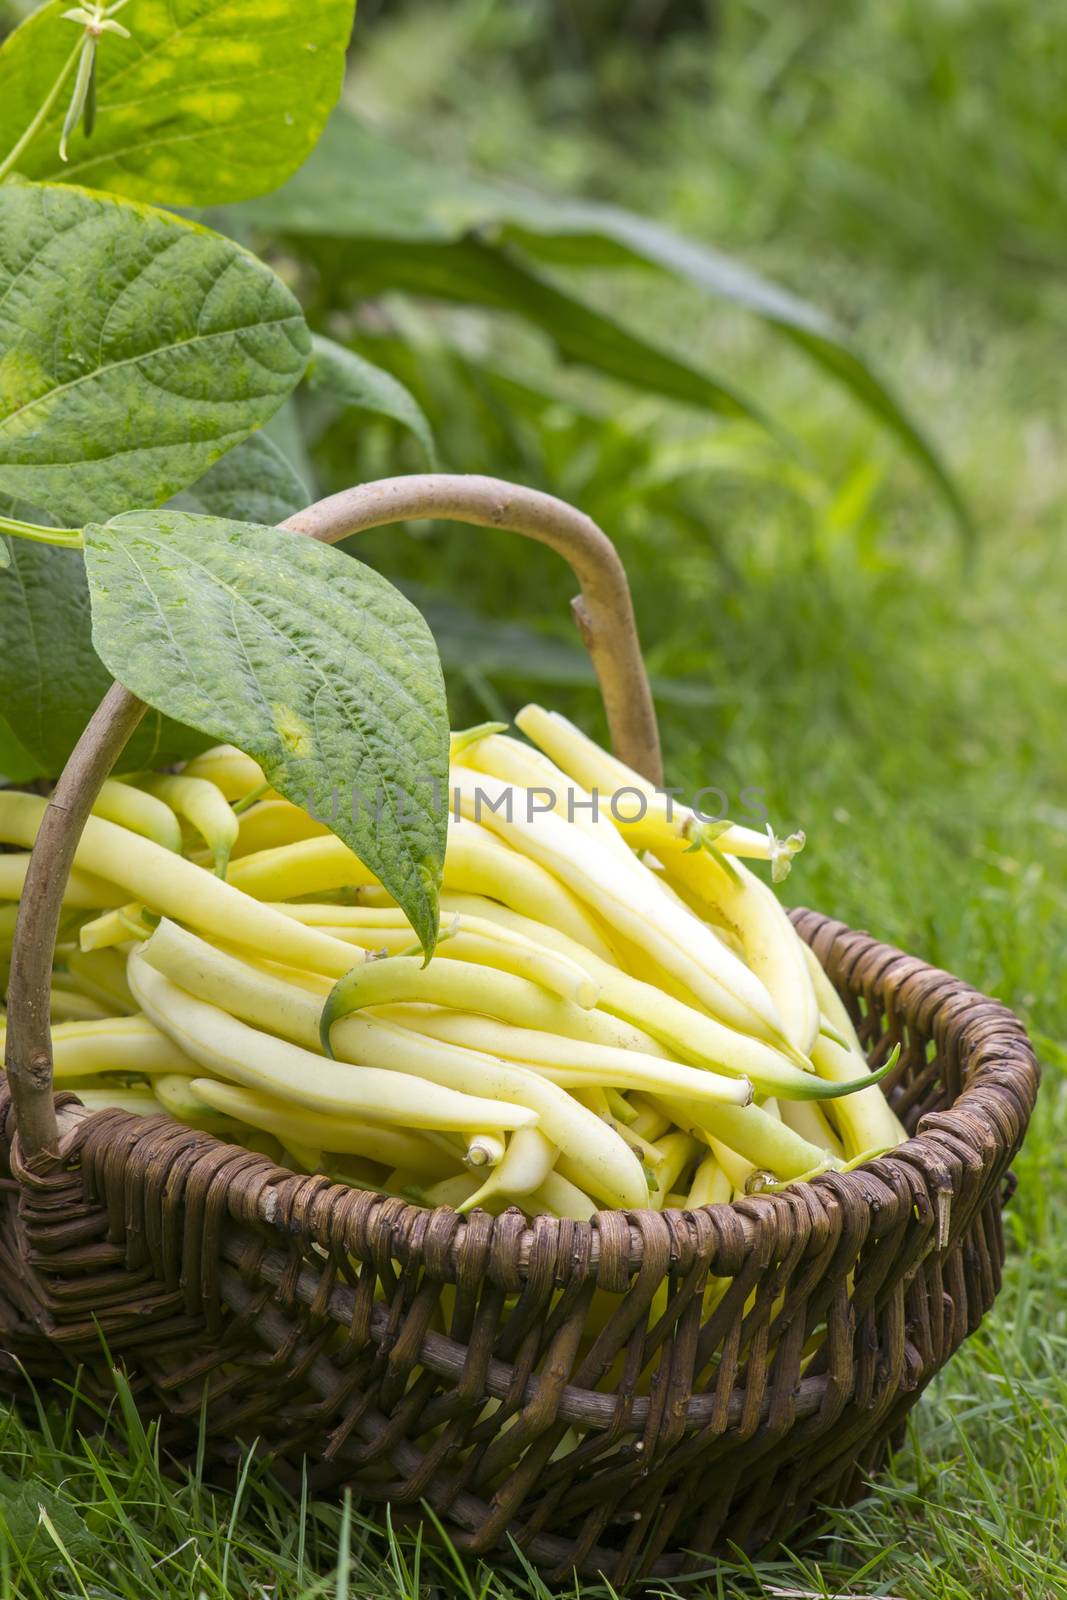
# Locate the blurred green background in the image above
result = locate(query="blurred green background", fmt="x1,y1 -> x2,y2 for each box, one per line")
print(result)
1,2 -> 1064,1595
294,0 -> 1067,1006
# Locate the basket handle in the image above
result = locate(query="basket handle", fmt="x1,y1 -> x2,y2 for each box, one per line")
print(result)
5,474 -> 661,1164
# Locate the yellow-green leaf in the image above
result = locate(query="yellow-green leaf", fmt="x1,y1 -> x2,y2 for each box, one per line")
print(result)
0,0 -> 356,207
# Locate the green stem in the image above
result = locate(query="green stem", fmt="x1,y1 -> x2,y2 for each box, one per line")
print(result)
0,515 -> 83,549
0,37 -> 84,184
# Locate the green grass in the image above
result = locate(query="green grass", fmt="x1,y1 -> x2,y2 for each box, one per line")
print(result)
1,1 -> 1065,1595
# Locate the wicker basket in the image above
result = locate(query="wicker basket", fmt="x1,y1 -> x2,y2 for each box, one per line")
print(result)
0,478 -> 1039,1585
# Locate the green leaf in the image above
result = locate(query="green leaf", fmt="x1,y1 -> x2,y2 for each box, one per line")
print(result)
0,1473 -> 98,1582
244,112 -> 969,534
0,539 -> 210,775
407,587 -> 724,708
340,239 -> 771,428
306,334 -> 437,464
0,0 -> 356,207
170,432 -> 310,524
0,714 -> 45,783
83,510 -> 450,954
0,181 -> 309,526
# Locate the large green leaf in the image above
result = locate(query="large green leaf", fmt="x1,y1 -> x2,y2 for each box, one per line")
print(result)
170,432 -> 309,524
307,334 -> 437,464
0,539 -> 209,774
0,0 -> 356,207
83,510 -> 449,953
244,113 -> 969,533
0,182 -> 309,526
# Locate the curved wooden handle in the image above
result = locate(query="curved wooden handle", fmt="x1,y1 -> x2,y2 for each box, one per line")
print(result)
5,475 -> 661,1162
286,475 -> 661,783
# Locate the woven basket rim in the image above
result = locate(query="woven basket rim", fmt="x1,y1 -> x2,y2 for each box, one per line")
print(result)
13,906 -> 1039,1286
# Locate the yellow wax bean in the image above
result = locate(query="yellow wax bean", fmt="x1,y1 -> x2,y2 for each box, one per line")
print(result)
811,1029 -> 908,1160
180,746 -> 273,802
662,848 -> 820,1056
436,894 -> 872,1103
423,1173 -> 485,1210
63,947 -> 136,1014
78,903 -> 155,951
137,921 -> 647,1209
801,944 -> 866,1056
647,1131 -> 702,1209
231,799 -> 329,858
465,1132 -> 506,1168
127,953 -> 539,1135
451,767 -> 784,1046
460,731 -> 634,862
515,704 -> 805,876
706,1135 -> 757,1193
686,1151 -> 732,1208
143,774 -> 239,878
50,987 -> 114,1022
319,922 -> 599,1009
190,1079 -> 449,1177
235,822 -> 616,961
227,835 -> 375,898
627,1096 -> 672,1143
266,903 -> 415,927
526,1170 -> 597,1221
320,956 -> 661,1058
274,903 -> 604,1005
0,1014 -> 194,1080
74,1085 -> 163,1117
153,1073 -> 237,1133
0,791 -> 367,980
649,1094 -> 837,1180
0,852 -> 124,910
93,779 -> 182,853
366,1008 -> 751,1107
780,1097 -> 846,1160
461,1127 -> 557,1212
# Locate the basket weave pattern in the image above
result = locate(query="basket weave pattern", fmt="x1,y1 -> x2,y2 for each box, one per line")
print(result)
0,907 -> 1038,1583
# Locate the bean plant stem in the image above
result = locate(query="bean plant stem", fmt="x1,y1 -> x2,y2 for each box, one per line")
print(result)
0,38 -> 84,184
286,475 -> 663,784
0,515 -> 83,548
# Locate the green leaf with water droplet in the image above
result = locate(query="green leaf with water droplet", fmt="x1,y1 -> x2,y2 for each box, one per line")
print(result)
84,509 -> 450,955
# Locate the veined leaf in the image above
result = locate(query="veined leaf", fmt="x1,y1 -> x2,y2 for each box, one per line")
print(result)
0,182 -> 309,525
83,510 -> 450,954
244,113 -> 969,533
307,334 -> 437,464
170,432 -> 309,525
0,0 -> 356,207
0,539 -> 210,775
